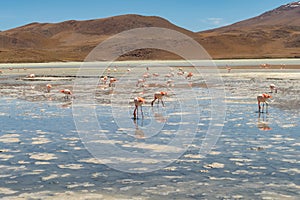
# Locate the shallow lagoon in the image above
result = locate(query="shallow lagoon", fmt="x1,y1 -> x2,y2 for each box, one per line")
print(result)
0,66 -> 299,199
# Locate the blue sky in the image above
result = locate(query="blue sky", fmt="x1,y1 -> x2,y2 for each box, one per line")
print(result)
0,0 -> 294,32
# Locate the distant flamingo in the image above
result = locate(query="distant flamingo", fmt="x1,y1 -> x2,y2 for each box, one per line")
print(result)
151,91 -> 167,107
257,93 -> 272,113
152,73 -> 159,77
226,66 -> 232,73
100,76 -> 108,85
133,97 -> 145,119
143,73 -> 151,79
46,84 -> 52,93
28,73 -> 35,78
186,72 -> 193,79
60,89 -> 72,99
269,84 -> 277,93
109,78 -> 117,87
136,78 -> 145,87
177,71 -> 184,76
260,63 -> 270,69
166,79 -> 173,87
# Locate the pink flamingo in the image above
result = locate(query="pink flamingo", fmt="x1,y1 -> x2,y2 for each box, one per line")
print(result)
46,84 -> 52,93
136,78 -> 145,87
269,84 -> 277,93
257,93 -> 272,113
100,76 -> 108,85
226,66 -> 232,73
186,72 -> 193,79
151,91 -> 167,107
109,78 -> 117,87
133,97 -> 145,119
60,89 -> 72,99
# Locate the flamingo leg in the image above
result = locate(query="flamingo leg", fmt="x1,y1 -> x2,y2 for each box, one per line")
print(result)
151,98 -> 156,107
140,105 -> 144,119
161,99 -> 165,107
133,107 -> 137,119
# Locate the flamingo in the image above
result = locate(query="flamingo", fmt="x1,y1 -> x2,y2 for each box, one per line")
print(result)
46,84 -> 52,93
177,71 -> 184,76
60,89 -> 72,99
28,73 -> 35,78
226,66 -> 232,73
109,78 -> 117,87
152,73 -> 159,77
100,76 -> 108,85
257,93 -> 272,113
151,91 -> 167,107
133,97 -> 145,119
269,84 -> 277,93
186,72 -> 193,79
136,78 -> 145,87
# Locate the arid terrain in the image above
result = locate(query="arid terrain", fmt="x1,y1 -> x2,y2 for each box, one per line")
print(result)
0,2 -> 300,62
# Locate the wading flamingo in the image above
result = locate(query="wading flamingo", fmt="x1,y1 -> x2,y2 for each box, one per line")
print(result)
46,84 -> 52,93
136,78 -> 145,87
100,76 -> 108,85
60,89 -> 72,99
186,72 -> 193,79
133,97 -> 145,119
269,84 -> 277,93
257,93 -> 272,113
151,91 -> 167,107
109,78 -> 117,87
28,73 -> 35,78
226,66 -> 232,73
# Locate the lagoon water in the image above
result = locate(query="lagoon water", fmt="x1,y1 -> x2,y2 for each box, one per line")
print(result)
0,64 -> 299,199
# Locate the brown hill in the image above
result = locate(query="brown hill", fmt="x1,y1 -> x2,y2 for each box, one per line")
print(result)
198,1 -> 300,59
0,14 -> 196,63
1,2 -> 300,63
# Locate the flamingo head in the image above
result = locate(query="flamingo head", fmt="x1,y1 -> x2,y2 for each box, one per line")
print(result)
160,91 -> 167,96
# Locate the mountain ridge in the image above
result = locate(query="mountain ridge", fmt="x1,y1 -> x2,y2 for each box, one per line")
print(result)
1,2 -> 300,63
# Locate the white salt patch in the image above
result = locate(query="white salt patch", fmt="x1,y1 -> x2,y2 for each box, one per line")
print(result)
35,161 -> 51,165
279,168 -> 300,174
18,160 -> 30,164
209,177 -> 237,181
79,158 -> 103,164
209,151 -> 221,155
229,158 -> 252,162
57,164 -> 83,170
0,154 -> 14,160
62,137 -> 79,141
66,182 -> 95,189
0,187 -> 17,195
41,174 -> 59,181
120,186 -> 133,191
204,162 -> 224,169
184,154 -> 203,159
122,143 -> 183,153
164,166 -> 177,171
0,134 -> 20,143
32,137 -> 51,144
163,176 -> 183,179
29,153 -> 57,161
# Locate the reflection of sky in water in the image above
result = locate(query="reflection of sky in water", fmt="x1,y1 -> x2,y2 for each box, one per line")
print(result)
0,70 -> 299,199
